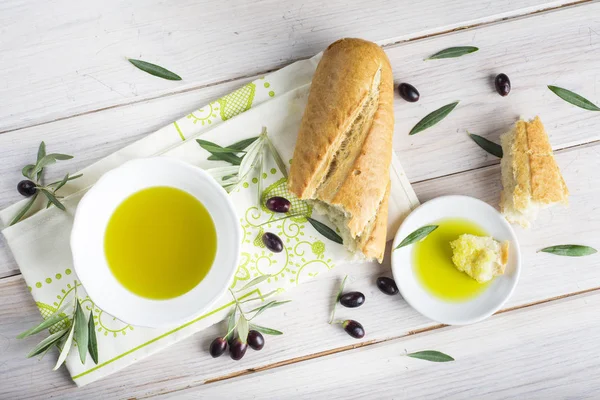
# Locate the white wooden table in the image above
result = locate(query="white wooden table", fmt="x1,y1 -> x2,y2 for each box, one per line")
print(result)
1,1 -> 600,398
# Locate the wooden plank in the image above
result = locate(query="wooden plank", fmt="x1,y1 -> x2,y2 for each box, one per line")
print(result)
1,2 -> 600,276
0,142 -> 597,398
172,290 -> 600,399
0,0 -> 586,133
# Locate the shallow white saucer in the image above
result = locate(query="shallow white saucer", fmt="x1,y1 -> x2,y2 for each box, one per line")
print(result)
71,157 -> 241,328
390,195 -> 521,325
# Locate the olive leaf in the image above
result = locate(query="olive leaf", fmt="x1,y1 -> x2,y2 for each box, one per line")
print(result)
225,137 -> 260,152
257,147 -> 264,208
53,174 -> 71,192
236,275 -> 273,292
238,131 -> 265,177
18,313 -> 66,339
88,311 -> 98,365
128,59 -> 182,81
249,324 -> 283,336
239,289 -> 282,303
37,339 -> 58,360
329,275 -> 348,324
17,301 -> 71,339
196,139 -> 247,154
53,317 -> 76,370
9,192 -> 39,227
409,102 -> 459,135
265,134 -> 288,178
30,154 -> 73,178
426,46 -> 478,60
224,311 -> 237,341
207,137 -> 258,161
26,328 -> 69,358
22,164 -> 35,179
48,173 -> 83,190
407,350 -> 454,362
306,217 -> 343,244
74,300 -> 88,363
37,141 -> 46,162
468,133 -> 503,158
36,141 -> 46,181
237,314 -> 249,344
539,245 -> 597,257
249,300 -> 291,320
548,86 -> 600,111
40,189 -> 66,211
395,225 -> 438,250
206,166 -> 240,182
197,139 -> 244,165
228,132 -> 265,193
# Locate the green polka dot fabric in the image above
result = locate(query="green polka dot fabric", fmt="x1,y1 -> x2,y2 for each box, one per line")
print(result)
0,53 -> 418,386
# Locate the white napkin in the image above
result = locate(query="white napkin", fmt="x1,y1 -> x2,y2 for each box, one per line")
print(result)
1,54 -> 419,386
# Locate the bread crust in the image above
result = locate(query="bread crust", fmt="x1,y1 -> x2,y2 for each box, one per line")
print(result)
511,116 -> 569,208
288,38 -> 394,262
357,181 -> 390,263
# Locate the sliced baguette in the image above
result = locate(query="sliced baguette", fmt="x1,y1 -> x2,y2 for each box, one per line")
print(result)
500,116 -> 569,227
288,38 -> 394,262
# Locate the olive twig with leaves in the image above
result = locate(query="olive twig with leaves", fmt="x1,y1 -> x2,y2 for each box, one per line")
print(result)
209,275 -> 290,361
11,141 -> 83,226
16,282 -> 99,369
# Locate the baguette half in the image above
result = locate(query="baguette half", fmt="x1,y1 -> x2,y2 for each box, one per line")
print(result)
288,38 -> 394,262
500,116 -> 569,227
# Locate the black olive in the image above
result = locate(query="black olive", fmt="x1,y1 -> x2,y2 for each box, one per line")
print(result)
398,83 -> 420,103
376,277 -> 398,295
17,180 -> 37,197
247,330 -> 265,350
494,73 -> 511,97
339,291 -> 365,308
342,320 -> 365,339
265,196 -> 291,213
229,338 -> 248,360
209,337 -> 228,358
262,232 -> 283,253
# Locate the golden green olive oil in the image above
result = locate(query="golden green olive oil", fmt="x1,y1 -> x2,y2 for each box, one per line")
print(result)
104,186 -> 217,300
413,218 -> 490,302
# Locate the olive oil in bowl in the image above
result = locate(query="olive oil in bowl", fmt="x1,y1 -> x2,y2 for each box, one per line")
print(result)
104,186 -> 217,300
413,218 -> 490,302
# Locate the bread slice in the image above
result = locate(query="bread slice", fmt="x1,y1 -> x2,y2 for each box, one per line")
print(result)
288,38 -> 394,262
500,116 -> 569,227
450,234 -> 509,283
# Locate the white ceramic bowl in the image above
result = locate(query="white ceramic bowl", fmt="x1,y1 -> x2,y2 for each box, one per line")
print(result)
391,195 -> 521,325
71,157 -> 241,328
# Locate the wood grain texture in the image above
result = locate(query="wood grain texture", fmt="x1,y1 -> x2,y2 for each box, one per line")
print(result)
0,0 -> 584,133
1,143 -> 598,399
1,2 -> 599,277
2,1 -> 600,398
172,290 -> 600,399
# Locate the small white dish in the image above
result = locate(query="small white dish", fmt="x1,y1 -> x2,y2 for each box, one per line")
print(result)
390,195 -> 521,325
71,157 -> 241,328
